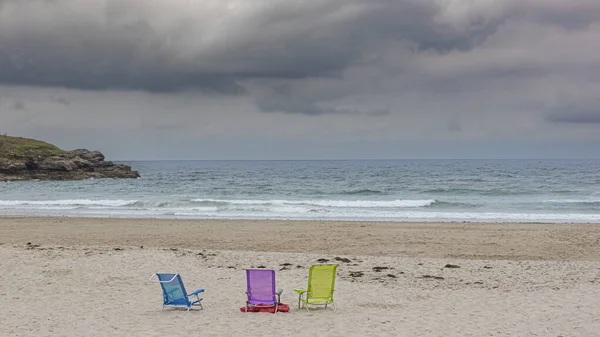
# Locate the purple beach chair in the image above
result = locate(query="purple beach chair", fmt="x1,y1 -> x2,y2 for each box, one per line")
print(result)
245,269 -> 283,313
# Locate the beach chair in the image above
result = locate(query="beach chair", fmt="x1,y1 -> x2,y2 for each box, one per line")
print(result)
245,269 -> 283,313
294,264 -> 338,311
149,273 -> 204,311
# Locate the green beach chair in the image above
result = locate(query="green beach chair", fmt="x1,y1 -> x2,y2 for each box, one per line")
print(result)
294,264 -> 338,311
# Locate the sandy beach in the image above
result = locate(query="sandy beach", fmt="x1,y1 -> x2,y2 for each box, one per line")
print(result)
2,217 -> 600,336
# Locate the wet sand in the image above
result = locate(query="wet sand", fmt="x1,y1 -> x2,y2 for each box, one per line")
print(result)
1,217 -> 600,260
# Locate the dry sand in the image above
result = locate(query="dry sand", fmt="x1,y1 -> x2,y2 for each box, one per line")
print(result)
1,217 -> 600,336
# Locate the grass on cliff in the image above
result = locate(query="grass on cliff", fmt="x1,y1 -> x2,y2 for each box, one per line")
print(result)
0,135 -> 65,158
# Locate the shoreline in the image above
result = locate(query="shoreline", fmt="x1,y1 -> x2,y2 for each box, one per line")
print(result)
4,214 -> 600,224
3,213 -> 599,224
2,216 -> 600,260
2,211 -> 599,224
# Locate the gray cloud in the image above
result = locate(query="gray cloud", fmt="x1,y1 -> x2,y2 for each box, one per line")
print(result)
521,0 -> 600,30
10,100 -> 25,110
1,0 -> 495,93
0,1 -> 557,92
1,0 -> 600,121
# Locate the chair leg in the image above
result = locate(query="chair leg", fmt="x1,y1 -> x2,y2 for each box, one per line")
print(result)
297,295 -> 301,309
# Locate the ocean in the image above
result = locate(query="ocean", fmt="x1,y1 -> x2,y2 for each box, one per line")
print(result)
1,159 -> 599,223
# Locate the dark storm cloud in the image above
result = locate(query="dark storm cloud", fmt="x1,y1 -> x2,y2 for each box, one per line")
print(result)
1,0 -> 600,116
256,97 -> 391,116
547,106 -> 600,124
0,1 -> 509,92
52,96 -> 70,105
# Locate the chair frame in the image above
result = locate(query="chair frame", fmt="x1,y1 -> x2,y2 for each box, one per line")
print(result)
149,273 -> 204,311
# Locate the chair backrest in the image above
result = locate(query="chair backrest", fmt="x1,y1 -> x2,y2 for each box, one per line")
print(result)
307,265 -> 337,299
246,269 -> 276,304
156,273 -> 189,306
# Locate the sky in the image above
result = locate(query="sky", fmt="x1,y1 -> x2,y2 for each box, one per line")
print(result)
1,0 -> 599,160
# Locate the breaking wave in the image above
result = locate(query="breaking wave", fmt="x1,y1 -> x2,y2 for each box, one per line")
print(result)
190,198 -> 436,208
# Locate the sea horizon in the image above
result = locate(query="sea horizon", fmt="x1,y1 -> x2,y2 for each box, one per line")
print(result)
112,158 -> 600,162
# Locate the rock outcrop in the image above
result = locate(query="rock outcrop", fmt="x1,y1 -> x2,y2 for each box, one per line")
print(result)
0,135 -> 140,181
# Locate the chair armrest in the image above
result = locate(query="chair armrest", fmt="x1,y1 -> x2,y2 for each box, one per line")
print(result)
275,288 -> 283,296
294,288 -> 307,294
188,288 -> 205,296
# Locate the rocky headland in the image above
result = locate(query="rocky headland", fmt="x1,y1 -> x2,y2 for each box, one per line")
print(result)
0,135 -> 140,181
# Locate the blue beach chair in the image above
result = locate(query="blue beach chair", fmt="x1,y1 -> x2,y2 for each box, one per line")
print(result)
149,273 -> 204,311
